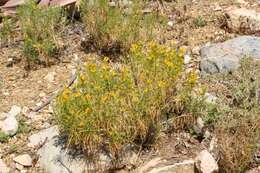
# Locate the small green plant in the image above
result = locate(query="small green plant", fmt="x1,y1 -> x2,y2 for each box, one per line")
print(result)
81,0 -> 165,57
17,0 -> 65,67
0,16 -> 14,45
17,116 -> 32,134
0,132 -> 10,143
8,144 -> 18,153
55,42 -> 198,161
193,15 -> 207,28
202,58 -> 260,173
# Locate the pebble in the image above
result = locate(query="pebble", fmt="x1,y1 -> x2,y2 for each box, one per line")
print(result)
9,105 -> 21,117
44,72 -> 56,83
13,154 -> 32,167
184,54 -> 192,64
1,116 -> 18,136
195,150 -> 219,173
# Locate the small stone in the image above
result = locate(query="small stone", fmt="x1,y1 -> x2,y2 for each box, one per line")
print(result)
195,150 -> 218,173
15,163 -> 24,170
204,130 -> 211,139
13,154 -> 32,167
20,170 -> 28,173
9,105 -> 21,117
44,72 -> 56,83
209,137 -> 218,152
167,21 -> 174,27
39,92 -> 46,98
192,46 -> 200,56
184,54 -> 192,64
0,159 -> 10,173
193,117 -> 205,135
214,4 -> 222,11
3,92 -> 9,96
205,93 -> 217,104
1,116 -> 18,136
109,1 -> 116,7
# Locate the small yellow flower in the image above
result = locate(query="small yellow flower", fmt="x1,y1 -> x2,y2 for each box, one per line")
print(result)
85,94 -> 92,100
179,46 -> 187,57
164,59 -> 174,67
131,44 -> 139,53
85,107 -> 91,113
110,91 -> 116,97
103,57 -> 110,62
111,70 -> 117,77
158,80 -> 166,88
146,79 -> 152,84
88,63 -> 97,72
101,95 -> 108,102
74,92 -> 81,97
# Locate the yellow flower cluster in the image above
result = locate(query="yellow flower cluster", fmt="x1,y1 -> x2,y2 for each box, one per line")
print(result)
55,41 -> 199,160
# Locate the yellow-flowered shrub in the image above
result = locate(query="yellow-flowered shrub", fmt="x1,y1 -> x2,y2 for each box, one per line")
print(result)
54,42 -> 198,157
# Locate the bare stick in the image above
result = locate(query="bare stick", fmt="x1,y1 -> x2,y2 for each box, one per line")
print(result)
32,73 -> 77,112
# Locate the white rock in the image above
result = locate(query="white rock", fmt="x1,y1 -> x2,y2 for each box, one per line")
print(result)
28,126 -> 59,148
192,46 -> 200,56
195,150 -> 218,173
109,1 -> 116,7
37,136 -> 112,173
13,154 -> 32,167
205,93 -> 217,104
39,92 -> 46,98
0,159 -> 10,173
1,116 -> 18,136
167,21 -> 174,27
209,137 -> 218,152
184,54 -> 192,64
15,163 -> 24,170
8,105 -> 21,117
44,72 -> 56,83
193,117 -> 205,134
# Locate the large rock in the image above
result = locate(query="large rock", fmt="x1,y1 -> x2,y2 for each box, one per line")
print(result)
200,36 -> 260,74
134,158 -> 195,173
195,150 -> 218,173
37,136 -> 112,173
226,8 -> 260,34
28,126 -> 59,148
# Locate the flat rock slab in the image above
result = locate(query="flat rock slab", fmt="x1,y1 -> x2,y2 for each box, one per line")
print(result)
37,136 -> 112,173
134,158 -> 195,173
200,36 -> 260,74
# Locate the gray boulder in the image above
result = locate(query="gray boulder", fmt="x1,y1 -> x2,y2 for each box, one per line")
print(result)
37,136 -> 112,173
200,36 -> 260,74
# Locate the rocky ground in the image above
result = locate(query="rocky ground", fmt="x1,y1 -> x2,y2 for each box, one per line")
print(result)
0,0 -> 260,173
